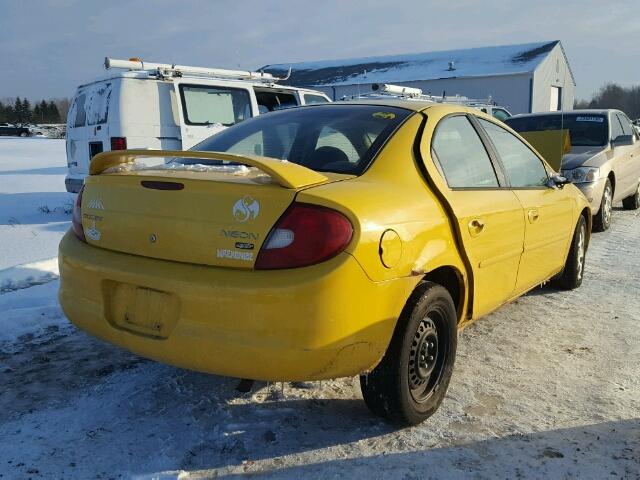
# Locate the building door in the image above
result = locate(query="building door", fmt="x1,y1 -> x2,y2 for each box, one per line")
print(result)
550,86 -> 562,111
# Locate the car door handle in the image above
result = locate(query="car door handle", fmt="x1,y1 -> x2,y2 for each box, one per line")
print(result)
528,209 -> 540,223
468,218 -> 485,236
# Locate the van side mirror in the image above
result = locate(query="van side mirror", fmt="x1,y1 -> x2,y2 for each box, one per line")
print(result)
548,174 -> 570,189
611,134 -> 634,147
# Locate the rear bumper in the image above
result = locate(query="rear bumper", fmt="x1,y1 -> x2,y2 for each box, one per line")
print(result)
65,174 -> 84,193
58,232 -> 416,381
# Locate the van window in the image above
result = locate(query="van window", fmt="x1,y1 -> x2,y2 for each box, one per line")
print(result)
180,85 -> 251,126
255,91 -> 298,112
86,82 -> 112,126
305,94 -> 329,105
73,94 -> 87,127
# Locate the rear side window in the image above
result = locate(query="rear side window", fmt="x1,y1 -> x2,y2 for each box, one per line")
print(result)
610,114 -> 624,140
492,108 -> 510,122
431,115 -> 499,188
479,118 -> 548,188
180,85 -> 251,126
190,105 -> 412,175
616,113 -> 633,136
305,94 -> 329,105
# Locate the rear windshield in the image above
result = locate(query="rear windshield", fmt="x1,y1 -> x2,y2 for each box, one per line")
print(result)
188,105 -> 412,175
506,114 -> 608,147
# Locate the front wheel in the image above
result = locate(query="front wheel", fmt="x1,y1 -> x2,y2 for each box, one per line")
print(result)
622,182 -> 640,210
19,132 -> 27,137
593,178 -> 613,232
360,282 -> 457,426
555,215 -> 587,290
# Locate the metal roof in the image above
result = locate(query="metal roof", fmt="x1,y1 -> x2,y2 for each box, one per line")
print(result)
263,41 -> 566,87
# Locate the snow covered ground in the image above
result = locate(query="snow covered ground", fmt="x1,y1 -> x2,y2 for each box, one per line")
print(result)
0,138 -> 638,479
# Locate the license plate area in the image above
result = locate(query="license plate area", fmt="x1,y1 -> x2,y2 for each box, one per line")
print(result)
103,281 -> 180,338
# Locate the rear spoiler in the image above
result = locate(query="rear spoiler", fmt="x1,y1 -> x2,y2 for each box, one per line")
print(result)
89,150 -> 329,189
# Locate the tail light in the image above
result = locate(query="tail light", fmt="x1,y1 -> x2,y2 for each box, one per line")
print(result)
110,137 -> 127,150
256,203 -> 353,270
72,185 -> 86,242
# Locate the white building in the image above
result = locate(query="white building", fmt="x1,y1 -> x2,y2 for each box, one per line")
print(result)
263,41 -> 575,114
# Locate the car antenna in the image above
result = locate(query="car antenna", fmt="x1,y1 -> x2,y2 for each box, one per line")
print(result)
559,58 -> 570,173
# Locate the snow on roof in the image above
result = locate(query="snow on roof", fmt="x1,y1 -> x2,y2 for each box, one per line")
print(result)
263,41 -> 562,87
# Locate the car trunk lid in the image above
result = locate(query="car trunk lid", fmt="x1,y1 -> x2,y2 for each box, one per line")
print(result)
81,150 -> 348,269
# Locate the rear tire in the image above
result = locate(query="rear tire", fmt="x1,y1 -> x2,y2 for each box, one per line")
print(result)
622,182 -> 640,210
20,132 -> 27,137
592,178 -> 612,232
360,282 -> 457,426
555,215 -> 587,290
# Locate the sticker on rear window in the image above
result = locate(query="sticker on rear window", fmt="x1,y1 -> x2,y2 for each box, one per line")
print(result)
372,112 -> 396,119
576,116 -> 604,123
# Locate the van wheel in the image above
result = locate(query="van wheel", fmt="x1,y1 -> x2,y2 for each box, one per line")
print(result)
554,215 -> 587,290
20,132 -> 27,137
360,282 -> 457,426
622,182 -> 640,210
592,178 -> 612,232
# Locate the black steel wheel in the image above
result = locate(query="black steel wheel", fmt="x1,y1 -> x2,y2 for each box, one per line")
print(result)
360,281 -> 457,426
555,215 -> 588,290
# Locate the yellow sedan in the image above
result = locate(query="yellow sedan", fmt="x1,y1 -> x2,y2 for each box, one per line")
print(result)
59,101 -> 591,425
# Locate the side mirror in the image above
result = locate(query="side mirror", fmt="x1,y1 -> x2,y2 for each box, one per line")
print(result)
611,134 -> 634,147
548,174 -> 570,189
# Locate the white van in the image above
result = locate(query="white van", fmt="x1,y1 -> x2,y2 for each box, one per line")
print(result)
65,58 -> 330,192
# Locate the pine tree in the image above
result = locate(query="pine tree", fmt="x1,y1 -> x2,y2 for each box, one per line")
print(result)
14,97 -> 22,123
47,101 -> 60,123
22,98 -> 32,124
33,102 -> 42,123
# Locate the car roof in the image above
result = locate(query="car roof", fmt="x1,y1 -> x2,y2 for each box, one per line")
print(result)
329,98 -> 485,115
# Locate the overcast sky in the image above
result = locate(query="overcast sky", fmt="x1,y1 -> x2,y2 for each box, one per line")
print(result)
1,0 -> 638,101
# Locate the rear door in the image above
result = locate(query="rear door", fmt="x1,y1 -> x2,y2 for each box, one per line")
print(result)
174,80 -> 255,149
66,89 -> 91,177
66,82 -> 113,177
476,117 -> 573,292
425,114 -> 525,318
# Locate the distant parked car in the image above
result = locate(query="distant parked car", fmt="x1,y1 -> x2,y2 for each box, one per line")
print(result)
474,104 -> 512,122
0,124 -> 31,137
506,110 -> 640,231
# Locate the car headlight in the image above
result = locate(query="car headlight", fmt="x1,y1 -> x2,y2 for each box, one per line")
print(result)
562,167 -> 600,184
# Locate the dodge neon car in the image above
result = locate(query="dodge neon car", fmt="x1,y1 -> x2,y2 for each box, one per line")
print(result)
59,101 -> 591,425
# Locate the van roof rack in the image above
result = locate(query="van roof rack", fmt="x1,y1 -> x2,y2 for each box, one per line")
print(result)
104,57 -> 291,84
346,83 -> 497,107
